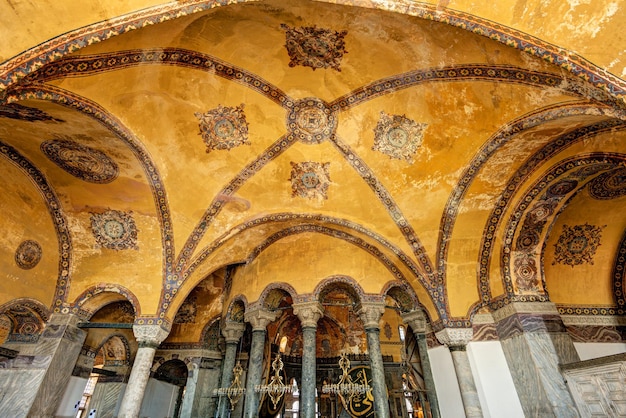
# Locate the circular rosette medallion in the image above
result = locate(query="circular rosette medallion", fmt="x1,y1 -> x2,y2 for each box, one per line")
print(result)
287,98 -> 337,144
15,240 -> 42,270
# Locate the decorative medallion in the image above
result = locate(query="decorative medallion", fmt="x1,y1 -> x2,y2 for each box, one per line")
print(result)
373,112 -> 427,162
287,98 -> 337,144
15,240 -> 42,270
513,252 -> 539,292
40,137 -> 118,183
0,103 -> 63,122
281,24 -> 347,71
90,210 -> 138,250
588,167 -> 626,200
290,161 -> 331,200
546,179 -> 579,197
553,223 -> 605,267
194,104 -> 249,153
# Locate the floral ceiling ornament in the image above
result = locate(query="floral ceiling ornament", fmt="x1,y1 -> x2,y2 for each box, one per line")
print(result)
90,210 -> 139,250
290,161 -> 331,200
281,24 -> 347,71
588,166 -> 626,200
373,112 -> 428,162
195,104 -> 249,153
553,223 -> 606,267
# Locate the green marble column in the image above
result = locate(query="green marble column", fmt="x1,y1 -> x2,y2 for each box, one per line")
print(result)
243,307 -> 278,418
358,301 -> 390,418
217,321 -> 245,417
293,301 -> 323,418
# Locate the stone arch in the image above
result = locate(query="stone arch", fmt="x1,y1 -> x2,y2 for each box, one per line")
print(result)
0,298 -> 49,343
502,154 -> 626,303
72,284 -> 141,320
313,275 -> 365,305
200,316 -> 222,351
226,296 -> 247,323
381,281 -> 421,314
153,359 -> 189,387
258,282 -> 297,311
95,334 -> 131,366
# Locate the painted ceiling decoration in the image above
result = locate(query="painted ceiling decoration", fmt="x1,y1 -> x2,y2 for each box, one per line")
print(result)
553,224 -> 606,267
281,24 -> 348,71
90,210 -> 139,251
0,0 -> 624,335
195,104 -> 250,153
588,166 -> 626,200
40,137 -> 119,183
372,112 -> 427,162
14,240 -> 42,270
290,161 -> 331,200
0,103 -> 62,122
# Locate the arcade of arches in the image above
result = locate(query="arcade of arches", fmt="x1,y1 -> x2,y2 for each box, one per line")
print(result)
0,1 -> 625,417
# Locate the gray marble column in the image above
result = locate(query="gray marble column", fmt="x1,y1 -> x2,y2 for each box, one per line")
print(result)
493,302 -> 579,417
118,324 -> 169,418
243,307 -> 278,418
19,314 -> 86,417
293,301 -> 324,418
358,301 -> 390,418
435,328 -> 483,418
217,321 -> 245,417
402,310 -> 441,418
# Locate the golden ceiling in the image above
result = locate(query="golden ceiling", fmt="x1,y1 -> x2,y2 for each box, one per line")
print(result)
0,0 -> 625,331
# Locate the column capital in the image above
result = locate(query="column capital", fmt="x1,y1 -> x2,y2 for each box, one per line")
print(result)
222,320 -> 245,343
132,324 -> 169,348
401,310 -> 426,333
244,306 -> 278,331
357,301 -> 386,330
292,301 -> 324,328
435,327 -> 473,350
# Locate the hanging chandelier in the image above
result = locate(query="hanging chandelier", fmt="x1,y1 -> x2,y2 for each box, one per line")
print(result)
322,353 -> 370,402
214,361 -> 247,410
255,353 -> 294,409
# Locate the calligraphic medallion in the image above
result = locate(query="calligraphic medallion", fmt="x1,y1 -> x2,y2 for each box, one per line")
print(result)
346,366 -> 374,417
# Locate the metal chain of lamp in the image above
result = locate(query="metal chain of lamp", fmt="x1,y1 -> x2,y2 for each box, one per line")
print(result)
322,353 -> 370,404
254,353 -> 294,409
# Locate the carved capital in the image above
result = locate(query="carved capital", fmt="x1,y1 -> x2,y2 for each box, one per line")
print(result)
132,324 -> 169,348
435,327 -> 473,349
357,301 -> 386,330
222,321 -> 245,344
401,310 -> 426,333
244,307 -> 278,331
292,301 -> 324,328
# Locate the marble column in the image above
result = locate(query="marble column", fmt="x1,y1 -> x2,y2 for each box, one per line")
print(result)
118,324 -> 169,418
493,302 -> 579,417
293,301 -> 324,418
435,328 -> 483,418
217,321 -> 245,417
14,314 -> 86,417
357,301 -> 390,418
402,310 -> 441,418
243,307 -> 278,418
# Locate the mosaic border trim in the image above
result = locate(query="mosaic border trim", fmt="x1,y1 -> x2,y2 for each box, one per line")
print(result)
612,229 -> 626,313
498,154 -> 626,306
474,118 -> 625,308
1,0 -> 624,102
0,141 -> 72,311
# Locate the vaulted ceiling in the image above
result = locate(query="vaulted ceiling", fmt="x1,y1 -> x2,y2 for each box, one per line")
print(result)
0,0 -> 624,332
